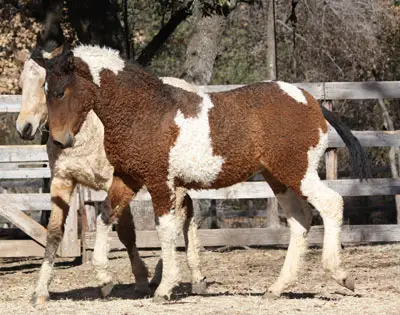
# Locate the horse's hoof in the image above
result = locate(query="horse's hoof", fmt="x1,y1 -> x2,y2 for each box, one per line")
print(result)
134,282 -> 150,296
337,275 -> 355,292
262,290 -> 280,300
100,282 -> 114,298
149,277 -> 161,288
32,294 -> 49,306
152,294 -> 169,304
192,279 -> 207,295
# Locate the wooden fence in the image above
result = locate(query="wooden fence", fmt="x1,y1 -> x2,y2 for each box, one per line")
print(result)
1,81 -> 400,259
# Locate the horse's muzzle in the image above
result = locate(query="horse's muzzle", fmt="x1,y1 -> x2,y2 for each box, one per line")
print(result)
19,122 -> 35,140
51,132 -> 76,149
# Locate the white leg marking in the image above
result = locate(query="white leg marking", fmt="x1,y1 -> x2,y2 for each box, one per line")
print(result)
34,261 -> 53,298
154,213 -> 180,299
185,217 -> 204,283
300,130 -> 348,284
92,214 -> 113,286
268,189 -> 312,296
276,81 -> 307,105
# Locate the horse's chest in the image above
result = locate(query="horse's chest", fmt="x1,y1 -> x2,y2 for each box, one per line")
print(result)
52,147 -> 114,191
167,95 -> 224,187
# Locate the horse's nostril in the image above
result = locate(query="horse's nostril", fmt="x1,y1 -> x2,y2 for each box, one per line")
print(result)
52,139 -> 65,149
21,123 -> 33,140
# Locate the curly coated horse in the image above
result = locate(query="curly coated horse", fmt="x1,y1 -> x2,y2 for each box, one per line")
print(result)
19,32 -> 205,305
42,45 -> 370,301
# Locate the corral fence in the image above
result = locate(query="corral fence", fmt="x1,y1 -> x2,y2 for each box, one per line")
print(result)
1,81 -> 400,260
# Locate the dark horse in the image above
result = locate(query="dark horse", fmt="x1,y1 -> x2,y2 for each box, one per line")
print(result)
41,45 -> 369,301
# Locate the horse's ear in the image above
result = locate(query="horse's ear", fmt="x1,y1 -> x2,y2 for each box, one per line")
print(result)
36,31 -> 44,48
65,50 -> 75,72
14,50 -> 29,65
34,56 -> 46,69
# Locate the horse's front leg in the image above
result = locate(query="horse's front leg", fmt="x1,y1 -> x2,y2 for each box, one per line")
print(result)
93,175 -> 148,298
32,177 -> 75,306
149,184 -> 180,302
176,187 -> 206,294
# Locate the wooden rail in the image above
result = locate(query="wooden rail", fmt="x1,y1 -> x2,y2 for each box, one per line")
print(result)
85,225 -> 400,249
1,81 -> 400,258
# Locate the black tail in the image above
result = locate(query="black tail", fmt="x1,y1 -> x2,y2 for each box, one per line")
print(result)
320,105 -> 371,181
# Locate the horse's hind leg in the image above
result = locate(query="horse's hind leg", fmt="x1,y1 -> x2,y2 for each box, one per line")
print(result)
32,177 -> 75,306
301,173 -> 354,291
264,188 -> 312,298
299,132 -> 353,291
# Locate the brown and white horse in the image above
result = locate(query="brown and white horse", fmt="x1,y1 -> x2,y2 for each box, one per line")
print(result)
17,44 -> 205,305
41,45 -> 369,301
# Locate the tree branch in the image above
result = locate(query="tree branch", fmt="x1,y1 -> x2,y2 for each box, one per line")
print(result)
137,1 -> 193,66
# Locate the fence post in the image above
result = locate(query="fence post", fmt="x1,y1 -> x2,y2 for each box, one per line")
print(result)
80,187 -> 97,263
59,186 -> 80,257
324,101 -> 338,180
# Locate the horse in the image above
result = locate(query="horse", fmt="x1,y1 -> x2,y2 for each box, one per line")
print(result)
40,44 -> 370,302
17,38 -> 205,305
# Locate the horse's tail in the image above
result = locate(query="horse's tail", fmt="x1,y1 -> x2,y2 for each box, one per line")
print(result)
320,105 -> 371,181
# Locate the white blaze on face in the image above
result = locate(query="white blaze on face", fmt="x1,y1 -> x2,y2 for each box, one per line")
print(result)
16,59 -> 47,137
276,81 -> 308,105
167,92 -> 224,190
72,45 -> 125,86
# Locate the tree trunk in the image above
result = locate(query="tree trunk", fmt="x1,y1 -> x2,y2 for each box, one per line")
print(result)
264,0 -> 280,228
181,4 -> 226,85
378,99 -> 400,224
265,0 -> 277,80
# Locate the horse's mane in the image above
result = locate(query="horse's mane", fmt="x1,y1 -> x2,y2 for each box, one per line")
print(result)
72,45 -> 164,89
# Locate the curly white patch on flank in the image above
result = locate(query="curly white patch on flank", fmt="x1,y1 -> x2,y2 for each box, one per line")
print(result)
72,45 -> 125,86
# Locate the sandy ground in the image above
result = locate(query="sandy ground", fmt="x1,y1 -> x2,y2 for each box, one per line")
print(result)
0,244 -> 399,315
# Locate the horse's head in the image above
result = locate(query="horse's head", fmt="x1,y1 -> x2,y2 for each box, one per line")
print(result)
45,47 -> 96,149
16,27 -> 65,140
16,57 -> 48,140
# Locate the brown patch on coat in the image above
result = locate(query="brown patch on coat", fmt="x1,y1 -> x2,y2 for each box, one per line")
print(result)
207,82 -> 327,195
104,174 -> 143,224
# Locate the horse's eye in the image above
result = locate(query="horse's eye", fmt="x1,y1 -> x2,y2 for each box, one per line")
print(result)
55,91 -> 65,99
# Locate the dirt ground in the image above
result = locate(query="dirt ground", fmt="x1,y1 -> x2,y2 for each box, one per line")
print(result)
0,244 -> 399,315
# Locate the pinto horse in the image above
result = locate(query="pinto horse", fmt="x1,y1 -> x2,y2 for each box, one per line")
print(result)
42,45 -> 369,301
18,37 -> 206,305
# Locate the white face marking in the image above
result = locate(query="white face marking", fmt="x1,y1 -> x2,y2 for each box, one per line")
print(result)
72,45 -> 125,86
44,82 -> 48,94
277,81 -> 307,105
16,59 -> 47,137
167,92 -> 224,190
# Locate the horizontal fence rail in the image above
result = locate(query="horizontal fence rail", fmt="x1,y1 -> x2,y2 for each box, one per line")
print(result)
2,81 -> 400,113
84,225 -> 400,250
1,80 -> 400,258
2,178 -> 400,211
